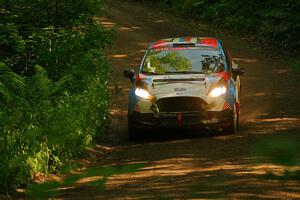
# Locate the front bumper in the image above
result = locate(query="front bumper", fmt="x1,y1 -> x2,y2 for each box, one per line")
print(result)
131,109 -> 233,130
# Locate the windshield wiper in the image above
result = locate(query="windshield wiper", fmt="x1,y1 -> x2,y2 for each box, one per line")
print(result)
165,71 -> 204,74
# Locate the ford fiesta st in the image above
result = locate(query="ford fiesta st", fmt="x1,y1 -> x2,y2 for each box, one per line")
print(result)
123,37 -> 244,138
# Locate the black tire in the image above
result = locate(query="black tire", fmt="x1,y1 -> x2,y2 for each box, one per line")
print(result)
128,115 -> 139,140
223,103 -> 239,134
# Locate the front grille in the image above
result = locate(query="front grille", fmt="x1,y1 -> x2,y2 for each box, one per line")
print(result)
133,112 -> 155,123
156,97 -> 207,113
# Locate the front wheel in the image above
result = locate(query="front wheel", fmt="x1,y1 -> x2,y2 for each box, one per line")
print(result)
128,115 -> 140,140
223,103 -> 239,134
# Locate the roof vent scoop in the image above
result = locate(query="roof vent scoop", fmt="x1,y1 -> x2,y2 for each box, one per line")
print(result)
172,43 -> 195,48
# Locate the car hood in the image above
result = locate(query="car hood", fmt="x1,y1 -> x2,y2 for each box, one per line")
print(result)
138,73 -> 223,102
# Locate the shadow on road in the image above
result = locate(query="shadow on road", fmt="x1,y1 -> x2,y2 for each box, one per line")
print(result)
19,0 -> 300,199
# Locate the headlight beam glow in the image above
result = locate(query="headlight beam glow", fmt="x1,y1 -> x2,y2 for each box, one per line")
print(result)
209,86 -> 227,97
135,88 -> 152,100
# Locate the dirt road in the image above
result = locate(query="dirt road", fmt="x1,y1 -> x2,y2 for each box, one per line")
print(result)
54,0 -> 300,199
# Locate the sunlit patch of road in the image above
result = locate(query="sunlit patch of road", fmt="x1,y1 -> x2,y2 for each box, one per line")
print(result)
54,0 -> 300,199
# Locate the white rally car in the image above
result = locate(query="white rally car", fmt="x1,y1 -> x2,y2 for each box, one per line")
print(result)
123,37 -> 244,138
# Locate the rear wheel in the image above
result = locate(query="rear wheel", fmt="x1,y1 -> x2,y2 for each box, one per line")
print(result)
223,103 -> 239,134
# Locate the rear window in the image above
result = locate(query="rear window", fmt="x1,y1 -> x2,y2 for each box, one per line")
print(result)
142,46 -> 225,74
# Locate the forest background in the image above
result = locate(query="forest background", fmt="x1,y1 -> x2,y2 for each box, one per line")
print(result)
1,0 -> 299,196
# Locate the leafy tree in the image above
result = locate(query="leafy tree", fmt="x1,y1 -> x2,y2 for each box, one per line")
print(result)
0,0 -> 113,195
144,51 -> 192,73
141,0 -> 300,53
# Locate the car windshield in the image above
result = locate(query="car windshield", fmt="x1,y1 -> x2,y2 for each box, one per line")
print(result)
142,47 -> 225,75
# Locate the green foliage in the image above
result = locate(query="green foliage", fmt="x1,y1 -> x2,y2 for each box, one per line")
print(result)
252,135 -> 300,182
0,0 -> 113,195
253,136 -> 300,166
142,0 -> 300,52
144,51 -> 191,73
291,61 -> 300,73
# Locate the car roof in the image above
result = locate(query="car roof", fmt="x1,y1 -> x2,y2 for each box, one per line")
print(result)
150,37 -> 220,49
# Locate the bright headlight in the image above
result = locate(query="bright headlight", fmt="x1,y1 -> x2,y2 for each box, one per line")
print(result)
135,88 -> 152,100
209,86 -> 227,97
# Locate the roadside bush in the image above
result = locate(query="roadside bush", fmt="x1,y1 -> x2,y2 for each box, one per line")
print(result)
138,0 -> 300,53
0,0 -> 112,195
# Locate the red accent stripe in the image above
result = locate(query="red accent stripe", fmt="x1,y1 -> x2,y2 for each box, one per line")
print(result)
152,39 -> 172,48
184,37 -> 192,42
236,102 -> 240,115
178,113 -> 183,128
215,71 -> 230,81
135,73 -> 141,84
223,102 -> 231,110
152,42 -> 169,49
153,39 -> 169,45
200,38 -> 218,48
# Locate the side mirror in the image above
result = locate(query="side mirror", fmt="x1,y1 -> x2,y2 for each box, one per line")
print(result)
232,67 -> 245,76
123,69 -> 135,83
